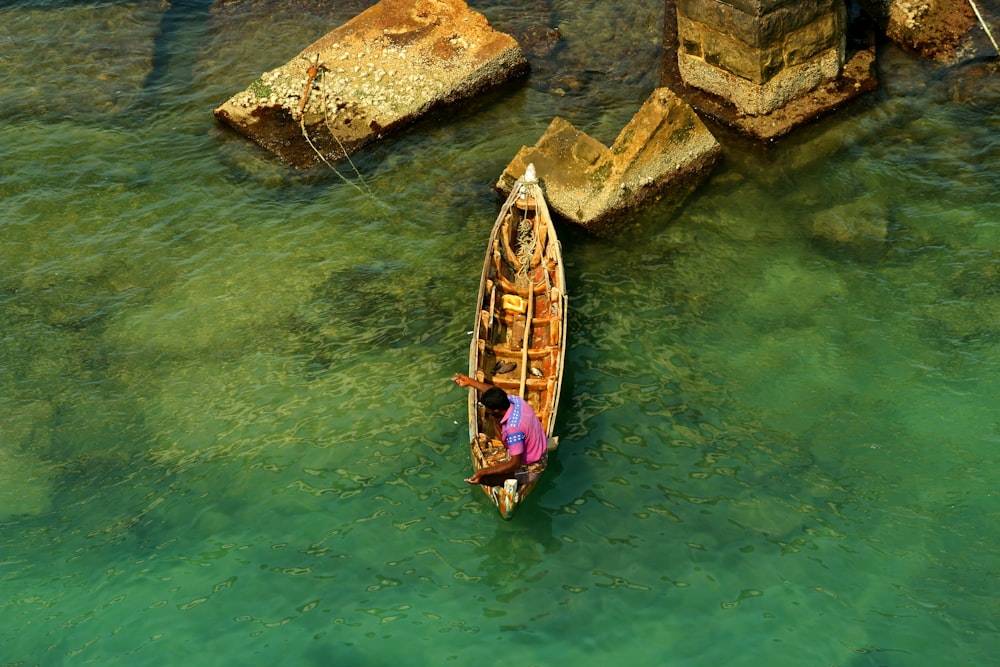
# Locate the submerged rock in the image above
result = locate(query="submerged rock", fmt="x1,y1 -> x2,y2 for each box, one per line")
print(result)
496,87 -> 722,236
947,60 -> 1000,105
0,0 -> 166,124
513,25 -> 563,59
0,401 -> 55,520
213,0 -> 528,168
810,199 -> 890,260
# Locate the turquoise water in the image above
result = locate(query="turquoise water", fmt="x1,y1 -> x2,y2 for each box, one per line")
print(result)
2,1 -> 998,665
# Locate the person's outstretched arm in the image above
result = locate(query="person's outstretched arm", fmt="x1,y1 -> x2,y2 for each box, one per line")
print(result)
451,373 -> 493,393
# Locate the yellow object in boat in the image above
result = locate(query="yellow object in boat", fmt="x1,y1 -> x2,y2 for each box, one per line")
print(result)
502,294 -> 526,314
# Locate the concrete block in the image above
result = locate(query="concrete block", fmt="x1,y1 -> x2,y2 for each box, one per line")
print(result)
701,24 -> 784,83
717,0 -> 803,15
497,88 -> 722,235
784,13 -> 842,67
677,0 -> 845,87
665,0 -> 877,141
680,46 -> 842,115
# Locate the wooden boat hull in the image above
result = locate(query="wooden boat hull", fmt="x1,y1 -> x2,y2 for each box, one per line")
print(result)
467,166 -> 567,519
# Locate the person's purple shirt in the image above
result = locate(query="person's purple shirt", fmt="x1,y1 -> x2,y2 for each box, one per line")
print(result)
500,395 -> 546,465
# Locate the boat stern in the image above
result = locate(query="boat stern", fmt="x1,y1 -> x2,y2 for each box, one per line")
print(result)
487,478 -> 520,520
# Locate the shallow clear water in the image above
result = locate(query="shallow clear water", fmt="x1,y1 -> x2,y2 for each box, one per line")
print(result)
2,1 -> 998,665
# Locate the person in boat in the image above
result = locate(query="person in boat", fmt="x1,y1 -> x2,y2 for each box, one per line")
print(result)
452,373 -> 547,486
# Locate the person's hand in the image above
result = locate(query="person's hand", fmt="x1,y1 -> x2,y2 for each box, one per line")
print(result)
452,373 -> 470,387
464,472 -> 481,484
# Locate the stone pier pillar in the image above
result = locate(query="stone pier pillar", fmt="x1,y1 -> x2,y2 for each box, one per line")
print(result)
677,0 -> 846,115
665,0 -> 876,140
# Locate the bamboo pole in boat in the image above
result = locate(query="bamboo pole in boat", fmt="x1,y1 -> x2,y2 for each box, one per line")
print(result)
518,277 -> 534,397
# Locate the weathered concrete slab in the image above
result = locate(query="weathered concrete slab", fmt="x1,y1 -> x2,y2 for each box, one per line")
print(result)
213,0 -> 528,168
497,87 -> 722,236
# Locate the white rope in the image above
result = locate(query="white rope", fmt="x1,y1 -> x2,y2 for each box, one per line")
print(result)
299,117 -> 369,196
515,214 -> 535,280
295,55 -> 377,199
318,62 -> 377,198
968,0 -> 1000,55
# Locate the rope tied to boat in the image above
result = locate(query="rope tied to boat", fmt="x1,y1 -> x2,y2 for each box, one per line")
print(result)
515,214 -> 535,281
514,179 -> 537,282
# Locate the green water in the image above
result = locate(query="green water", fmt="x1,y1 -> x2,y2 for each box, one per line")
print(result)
2,1 -> 998,665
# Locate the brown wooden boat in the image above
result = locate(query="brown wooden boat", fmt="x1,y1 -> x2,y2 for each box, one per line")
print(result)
465,164 -> 568,519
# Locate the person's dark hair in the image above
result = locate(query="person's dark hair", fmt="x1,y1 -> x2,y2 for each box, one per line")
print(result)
481,387 -> 510,412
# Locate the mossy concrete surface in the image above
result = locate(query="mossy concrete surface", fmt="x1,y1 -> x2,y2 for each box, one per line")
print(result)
213,0 -> 527,168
